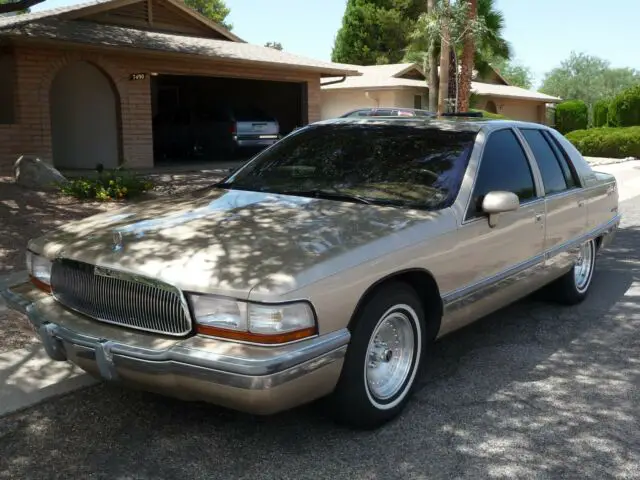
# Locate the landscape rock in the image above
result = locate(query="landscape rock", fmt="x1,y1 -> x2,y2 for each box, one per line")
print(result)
13,155 -> 67,191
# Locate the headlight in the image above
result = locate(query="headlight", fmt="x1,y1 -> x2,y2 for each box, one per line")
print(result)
26,250 -> 52,292
189,294 -> 317,344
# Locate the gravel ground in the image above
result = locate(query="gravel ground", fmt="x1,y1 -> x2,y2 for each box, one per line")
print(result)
0,194 -> 638,478
0,171 -> 224,352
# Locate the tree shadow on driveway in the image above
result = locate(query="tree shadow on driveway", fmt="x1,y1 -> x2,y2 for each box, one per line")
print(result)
0,226 -> 638,479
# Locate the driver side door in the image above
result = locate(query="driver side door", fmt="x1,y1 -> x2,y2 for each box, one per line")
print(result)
441,128 -> 547,335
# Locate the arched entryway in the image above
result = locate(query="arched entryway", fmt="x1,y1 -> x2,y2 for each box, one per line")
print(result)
50,61 -> 120,169
485,100 -> 498,114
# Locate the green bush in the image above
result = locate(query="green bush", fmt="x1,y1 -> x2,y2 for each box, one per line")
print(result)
470,109 -> 509,120
565,126 -> 640,159
608,85 -> 640,127
554,100 -> 589,134
592,99 -> 610,128
59,168 -> 154,201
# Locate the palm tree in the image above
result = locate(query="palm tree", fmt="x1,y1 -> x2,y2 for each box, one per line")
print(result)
438,0 -> 451,115
458,0 -> 477,112
404,0 -> 511,112
427,0 -> 439,112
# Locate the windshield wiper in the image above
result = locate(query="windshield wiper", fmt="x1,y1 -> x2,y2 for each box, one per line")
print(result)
279,189 -> 376,205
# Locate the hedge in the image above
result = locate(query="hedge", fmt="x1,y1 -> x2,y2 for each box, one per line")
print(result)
554,100 -> 588,134
592,99 -> 610,128
608,85 -> 640,127
565,126 -> 640,159
470,109 -> 508,120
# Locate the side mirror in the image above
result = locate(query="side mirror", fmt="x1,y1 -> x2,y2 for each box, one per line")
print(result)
481,191 -> 519,227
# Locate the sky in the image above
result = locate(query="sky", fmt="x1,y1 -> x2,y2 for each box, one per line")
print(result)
31,0 -> 640,89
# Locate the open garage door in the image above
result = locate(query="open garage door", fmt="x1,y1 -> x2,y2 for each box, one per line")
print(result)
151,74 -> 306,165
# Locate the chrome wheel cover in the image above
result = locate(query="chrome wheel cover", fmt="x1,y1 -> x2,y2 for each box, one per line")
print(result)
574,240 -> 595,293
364,305 -> 420,409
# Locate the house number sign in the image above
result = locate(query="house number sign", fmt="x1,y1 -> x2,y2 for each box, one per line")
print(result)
130,73 -> 146,81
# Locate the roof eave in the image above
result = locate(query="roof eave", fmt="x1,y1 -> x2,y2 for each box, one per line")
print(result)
474,91 -> 563,103
3,34 -> 362,77
322,84 -> 427,91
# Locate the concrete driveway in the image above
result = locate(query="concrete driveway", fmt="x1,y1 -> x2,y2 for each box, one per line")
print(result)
0,162 -> 639,479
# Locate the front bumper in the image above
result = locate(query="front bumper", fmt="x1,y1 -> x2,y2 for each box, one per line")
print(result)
1,280 -> 350,415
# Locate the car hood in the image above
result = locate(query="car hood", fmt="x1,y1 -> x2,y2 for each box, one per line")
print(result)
31,188 -> 437,299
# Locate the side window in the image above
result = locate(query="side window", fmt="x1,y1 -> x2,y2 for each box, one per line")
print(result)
467,129 -> 537,220
542,130 -> 579,188
520,128 -> 569,195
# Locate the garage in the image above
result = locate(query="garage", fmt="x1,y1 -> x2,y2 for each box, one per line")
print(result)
151,74 -> 307,164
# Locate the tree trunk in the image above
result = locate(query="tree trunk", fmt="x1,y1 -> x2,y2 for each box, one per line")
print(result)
427,0 -> 439,112
458,0 -> 477,112
437,0 -> 450,115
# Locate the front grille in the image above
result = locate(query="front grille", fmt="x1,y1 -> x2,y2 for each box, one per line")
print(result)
50,259 -> 192,336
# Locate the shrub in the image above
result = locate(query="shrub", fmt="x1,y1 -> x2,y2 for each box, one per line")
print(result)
565,126 -> 640,159
554,100 -> 588,134
592,99 -> 610,128
470,109 -> 509,120
59,168 -> 154,201
608,84 -> 640,127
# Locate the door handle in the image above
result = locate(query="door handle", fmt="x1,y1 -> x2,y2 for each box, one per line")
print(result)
535,213 -> 543,222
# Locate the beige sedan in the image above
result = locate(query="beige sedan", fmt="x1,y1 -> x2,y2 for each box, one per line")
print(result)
2,117 -> 620,429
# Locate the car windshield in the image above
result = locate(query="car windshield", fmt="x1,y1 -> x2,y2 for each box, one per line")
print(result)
219,123 -> 477,210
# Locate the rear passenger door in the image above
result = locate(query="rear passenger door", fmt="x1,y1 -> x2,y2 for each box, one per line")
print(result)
517,128 -> 587,258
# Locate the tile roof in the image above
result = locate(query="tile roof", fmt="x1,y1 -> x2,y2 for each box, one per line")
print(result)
322,63 -> 562,103
471,82 -> 562,103
1,19 -> 361,76
322,63 -> 426,90
0,0 -> 97,27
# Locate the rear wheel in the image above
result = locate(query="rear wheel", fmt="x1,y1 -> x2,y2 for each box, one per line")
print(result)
550,238 -> 597,305
328,282 -> 426,429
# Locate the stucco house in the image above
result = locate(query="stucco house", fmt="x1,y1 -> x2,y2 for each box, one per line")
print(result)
321,63 -> 562,123
0,0 -> 360,175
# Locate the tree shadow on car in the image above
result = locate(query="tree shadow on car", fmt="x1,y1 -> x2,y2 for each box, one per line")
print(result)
1,226 -> 638,479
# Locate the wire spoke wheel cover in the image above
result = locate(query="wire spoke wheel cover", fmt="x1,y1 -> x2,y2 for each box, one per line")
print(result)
574,240 -> 595,293
364,304 -> 421,410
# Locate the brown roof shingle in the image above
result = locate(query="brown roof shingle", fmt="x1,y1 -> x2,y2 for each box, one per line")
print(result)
1,19 -> 361,76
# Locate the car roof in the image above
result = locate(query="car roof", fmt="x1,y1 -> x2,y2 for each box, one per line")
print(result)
313,116 -> 548,133
340,107 -> 434,115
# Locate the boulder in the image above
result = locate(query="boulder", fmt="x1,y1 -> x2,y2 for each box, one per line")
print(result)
13,155 -> 67,191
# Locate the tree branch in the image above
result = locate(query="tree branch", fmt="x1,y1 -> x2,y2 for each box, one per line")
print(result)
0,0 -> 44,13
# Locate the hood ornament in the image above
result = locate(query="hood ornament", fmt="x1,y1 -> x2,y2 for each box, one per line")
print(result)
112,231 -> 124,252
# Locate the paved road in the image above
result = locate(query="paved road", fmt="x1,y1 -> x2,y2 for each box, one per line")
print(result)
1,168 -> 639,479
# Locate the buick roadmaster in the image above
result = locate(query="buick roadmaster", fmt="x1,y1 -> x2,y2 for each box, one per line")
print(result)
2,117 -> 620,429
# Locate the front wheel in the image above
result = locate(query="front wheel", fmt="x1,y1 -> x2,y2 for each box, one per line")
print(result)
551,238 -> 597,305
327,282 -> 426,429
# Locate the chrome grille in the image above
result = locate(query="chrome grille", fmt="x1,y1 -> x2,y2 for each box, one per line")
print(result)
50,259 -> 192,336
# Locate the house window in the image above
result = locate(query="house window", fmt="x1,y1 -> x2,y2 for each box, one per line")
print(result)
414,94 -> 422,109
0,49 -> 16,124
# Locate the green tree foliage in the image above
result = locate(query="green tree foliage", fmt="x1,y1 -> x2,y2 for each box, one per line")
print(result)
473,0 -> 511,78
404,0 -> 511,81
592,99 -> 610,128
331,0 -> 425,65
264,41 -> 283,51
540,51 -> 640,110
183,0 -> 232,30
490,58 -> 533,89
0,0 -> 33,14
555,100 -> 589,134
608,85 -> 640,127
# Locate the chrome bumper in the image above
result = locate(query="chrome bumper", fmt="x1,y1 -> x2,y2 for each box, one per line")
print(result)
1,281 -> 350,415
